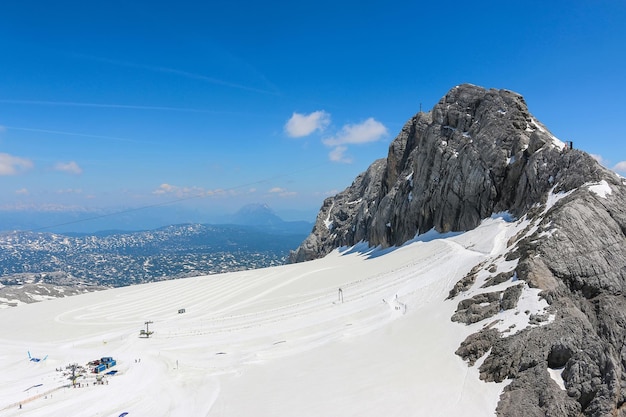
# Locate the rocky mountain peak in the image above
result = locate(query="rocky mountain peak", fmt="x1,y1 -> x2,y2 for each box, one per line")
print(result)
290,84 -> 626,416
231,203 -> 283,226
290,83 -> 607,262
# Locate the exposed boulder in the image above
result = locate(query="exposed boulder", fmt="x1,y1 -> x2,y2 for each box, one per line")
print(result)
455,327 -> 500,366
447,261 -> 484,299
452,291 -> 502,324
496,366 -> 582,417
451,283 -> 523,324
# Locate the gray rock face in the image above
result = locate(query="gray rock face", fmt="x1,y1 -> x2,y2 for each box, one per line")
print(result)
290,83 -> 626,416
290,84 -> 602,262
448,135 -> 626,415
451,284 -> 523,324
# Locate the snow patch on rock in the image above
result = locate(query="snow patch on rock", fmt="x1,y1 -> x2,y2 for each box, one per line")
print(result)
587,179 -> 612,199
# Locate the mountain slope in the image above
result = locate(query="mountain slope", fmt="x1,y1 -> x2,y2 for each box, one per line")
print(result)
3,84 -> 625,416
290,84 -> 608,261
291,84 -> 626,416
0,217 -> 536,416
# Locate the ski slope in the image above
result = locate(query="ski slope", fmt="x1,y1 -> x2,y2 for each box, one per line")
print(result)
0,216 -> 551,416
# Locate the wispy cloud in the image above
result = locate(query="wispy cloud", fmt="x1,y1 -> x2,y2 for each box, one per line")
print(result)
76,54 -> 279,95
322,118 -> 388,163
613,161 -> 626,174
15,188 -> 29,195
0,99 -> 229,114
322,118 -> 388,147
0,153 -> 34,175
268,187 -> 297,197
5,126 -> 145,143
153,183 -> 176,195
0,203 -> 90,212
152,183 -> 231,198
54,161 -> 83,175
285,111 -> 331,138
143,65 -> 278,95
56,188 -> 83,194
328,146 -> 351,164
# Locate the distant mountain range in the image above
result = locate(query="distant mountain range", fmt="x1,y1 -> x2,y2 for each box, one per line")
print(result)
0,203 -> 316,234
228,203 -> 313,232
0,204 -> 313,298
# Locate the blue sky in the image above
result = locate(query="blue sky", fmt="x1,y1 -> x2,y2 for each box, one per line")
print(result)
1,0 -> 625,226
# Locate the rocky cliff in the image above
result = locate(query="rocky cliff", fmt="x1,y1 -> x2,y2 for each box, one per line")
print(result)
291,84 -> 626,416
290,84 -> 604,262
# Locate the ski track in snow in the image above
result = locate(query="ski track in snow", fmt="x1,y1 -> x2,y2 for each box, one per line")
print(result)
0,216 -> 550,417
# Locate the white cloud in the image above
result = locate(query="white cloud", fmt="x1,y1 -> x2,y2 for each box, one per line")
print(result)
153,183 -> 203,197
54,161 -> 83,175
0,99 -> 224,114
152,183 -> 229,198
0,202 -> 89,212
328,146 -> 352,164
321,118 -> 387,164
56,188 -> 83,194
153,183 -> 176,195
0,153 -> 33,175
613,161 -> 626,174
268,187 -> 297,197
15,188 -> 29,195
322,118 -> 387,147
284,112 -> 387,164
285,111 -> 331,138
0,125 -> 6,133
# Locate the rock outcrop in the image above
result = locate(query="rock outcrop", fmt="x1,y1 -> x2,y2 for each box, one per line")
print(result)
482,180 -> 626,417
290,84 -> 626,416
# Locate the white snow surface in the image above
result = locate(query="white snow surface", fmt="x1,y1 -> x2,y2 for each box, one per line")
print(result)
587,179 -> 612,199
527,117 -> 566,150
324,202 -> 334,230
0,217 -> 551,417
548,367 -> 566,391
544,186 -> 576,214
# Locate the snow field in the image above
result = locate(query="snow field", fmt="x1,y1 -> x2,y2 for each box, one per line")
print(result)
0,216 -> 554,416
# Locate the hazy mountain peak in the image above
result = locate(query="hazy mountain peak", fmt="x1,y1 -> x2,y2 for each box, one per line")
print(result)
231,203 -> 284,226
